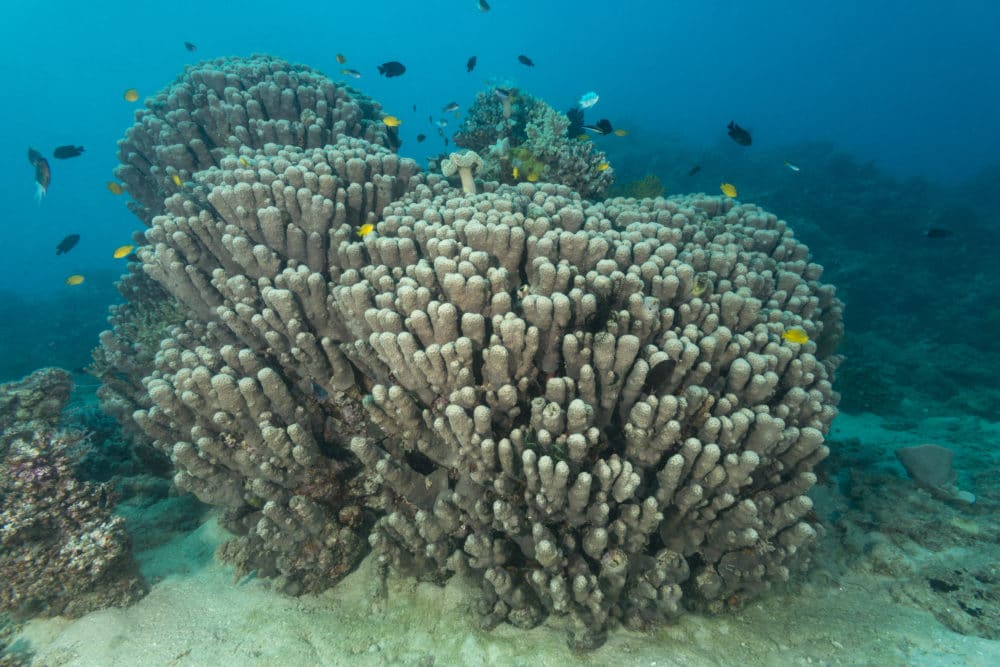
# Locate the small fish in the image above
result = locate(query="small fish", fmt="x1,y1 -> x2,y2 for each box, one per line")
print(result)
691,274 -> 711,297
687,165 -> 702,177
494,87 -> 512,101
575,133 -> 590,141
113,244 -> 135,259
924,227 -> 954,239
526,172 -> 539,182
382,115 -> 402,127
357,223 -> 375,237
477,0 -> 490,11
641,359 -> 677,396
377,61 -> 406,77
53,145 -> 84,159
442,102 -> 460,113
467,55 -> 477,73
336,53 -> 347,64
727,120 -> 752,146
28,147 -> 50,200
238,156 -> 254,167
106,181 -> 125,195
416,133 -> 426,143
596,162 -> 610,171
184,41 -> 197,51
583,119 -> 613,135
613,129 -> 628,137
720,183 -> 738,198
518,54 -> 535,67
436,119 -> 449,128
311,382 -> 329,399
124,88 -> 139,102
413,104 -> 417,112
578,91 -> 599,109
65,274 -> 85,286
341,68 -> 362,78
171,173 -> 183,187
781,328 -> 809,344
783,160 -> 800,172
512,166 -> 519,179
56,234 -> 80,255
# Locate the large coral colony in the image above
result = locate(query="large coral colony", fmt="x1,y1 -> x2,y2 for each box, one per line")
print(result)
89,54 -> 841,649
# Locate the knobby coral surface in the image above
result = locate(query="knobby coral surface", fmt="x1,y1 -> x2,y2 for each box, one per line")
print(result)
102,55 -> 843,650
454,87 -> 613,199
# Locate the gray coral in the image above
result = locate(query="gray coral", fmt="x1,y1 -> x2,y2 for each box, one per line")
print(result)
123,130 -> 840,648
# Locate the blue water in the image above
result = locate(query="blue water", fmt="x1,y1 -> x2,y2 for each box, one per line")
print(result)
2,1 -> 997,298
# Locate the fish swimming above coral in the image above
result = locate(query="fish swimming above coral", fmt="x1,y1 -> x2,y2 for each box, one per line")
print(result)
56,234 -> 80,255
518,54 -> 535,67
727,120 -> 752,146
184,41 -> 197,51
53,145 -> 84,159
28,147 -> 50,200
578,91 -> 599,109
583,118 -> 613,135
378,61 -> 406,77
466,55 -> 477,72
477,0 -> 490,11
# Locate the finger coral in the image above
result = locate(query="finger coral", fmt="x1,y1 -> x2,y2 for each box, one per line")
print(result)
104,55 -> 843,650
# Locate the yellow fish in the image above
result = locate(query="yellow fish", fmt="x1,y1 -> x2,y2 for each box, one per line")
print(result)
576,133 -> 590,141
382,115 -> 402,127
596,162 -> 610,171
781,328 -> 809,344
720,183 -> 738,198
113,244 -> 135,259
613,129 -> 628,137
106,181 -> 124,195
171,174 -> 183,187
65,274 -> 85,286
526,173 -> 539,183
123,88 -> 139,102
357,223 -> 375,237
239,156 -> 253,167
512,166 -> 519,179
336,53 -> 347,64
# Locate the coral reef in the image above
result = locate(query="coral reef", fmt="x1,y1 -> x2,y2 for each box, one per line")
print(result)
609,174 -> 665,200
121,128 -> 840,648
453,87 -> 613,199
115,54 -> 393,225
0,370 -> 146,618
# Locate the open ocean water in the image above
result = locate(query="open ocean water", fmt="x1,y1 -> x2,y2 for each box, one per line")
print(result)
2,2 -> 999,665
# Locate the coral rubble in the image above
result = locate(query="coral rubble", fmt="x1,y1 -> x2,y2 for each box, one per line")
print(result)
0,370 -> 146,618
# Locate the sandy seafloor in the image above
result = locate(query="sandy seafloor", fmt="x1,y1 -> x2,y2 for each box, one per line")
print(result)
11,413 -> 1000,667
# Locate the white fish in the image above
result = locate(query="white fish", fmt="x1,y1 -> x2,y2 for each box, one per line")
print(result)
784,160 -> 801,172
578,91 -> 599,109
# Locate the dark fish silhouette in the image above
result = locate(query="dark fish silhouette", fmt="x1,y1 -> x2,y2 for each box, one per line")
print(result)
184,41 -> 197,51
924,227 -> 954,239
416,134 -> 426,143
583,119 -> 613,135
442,102 -> 459,113
641,359 -> 677,396
566,107 -> 584,137
28,147 -> 50,199
56,234 -> 80,255
518,54 -> 535,67
478,0 -> 490,11
53,145 -> 84,159
378,61 -> 406,77
727,121 -> 752,146
687,165 -> 702,176
467,55 -> 477,72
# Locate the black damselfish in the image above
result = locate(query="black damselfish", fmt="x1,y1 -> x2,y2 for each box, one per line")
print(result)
518,54 -> 535,67
727,121 -> 752,146
53,145 -> 84,159
378,61 -> 406,77
56,234 -> 80,255
467,55 -> 477,73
